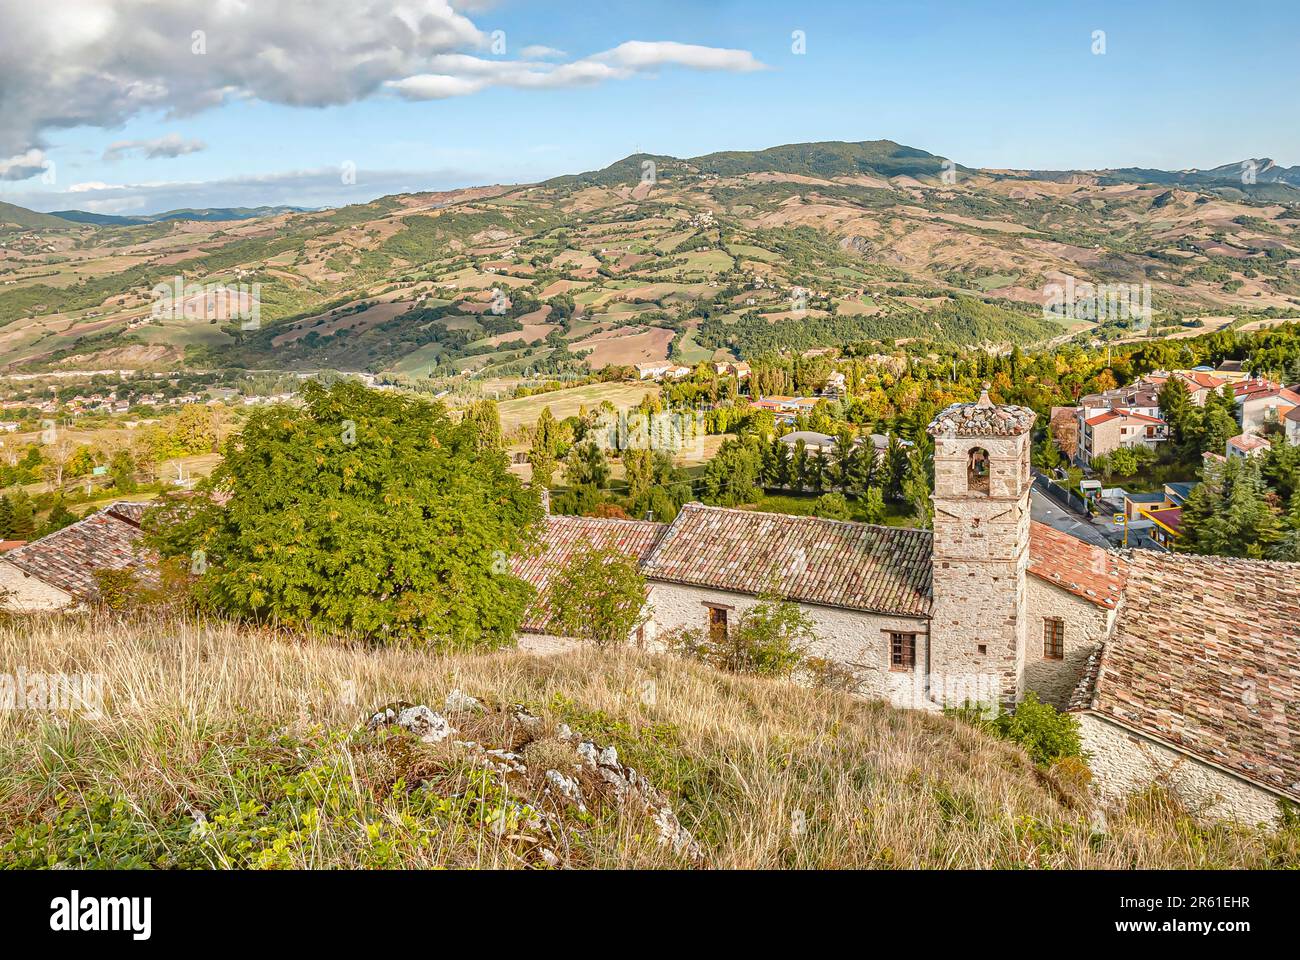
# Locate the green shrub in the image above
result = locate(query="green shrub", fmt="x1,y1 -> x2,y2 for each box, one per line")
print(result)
948,692 -> 1083,767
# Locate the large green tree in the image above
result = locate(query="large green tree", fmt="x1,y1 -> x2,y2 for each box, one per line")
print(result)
144,381 -> 543,648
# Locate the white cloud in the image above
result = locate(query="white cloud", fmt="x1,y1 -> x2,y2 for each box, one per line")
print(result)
592,41 -> 767,73
103,133 -> 208,162
0,1 -> 766,178
519,45 -> 566,60
0,0 -> 484,162
386,41 -> 766,101
0,148 -> 49,181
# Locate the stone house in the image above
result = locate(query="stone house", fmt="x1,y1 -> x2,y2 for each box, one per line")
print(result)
0,503 -> 157,611
1070,550 -> 1300,825
1078,409 -> 1167,466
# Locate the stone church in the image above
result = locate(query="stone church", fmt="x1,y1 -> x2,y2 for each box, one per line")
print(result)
515,389 -> 1299,825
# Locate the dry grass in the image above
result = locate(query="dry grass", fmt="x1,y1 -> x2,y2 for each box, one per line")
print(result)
0,612 -> 1295,869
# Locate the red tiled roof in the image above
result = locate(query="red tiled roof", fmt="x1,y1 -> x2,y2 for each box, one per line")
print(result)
639,503 -> 934,617
1228,434 -> 1271,452
1085,408 -> 1165,427
1071,550 -> 1300,801
510,514 -> 667,632
1233,379 -> 1300,405
2,503 -> 158,600
1027,521 -> 1126,609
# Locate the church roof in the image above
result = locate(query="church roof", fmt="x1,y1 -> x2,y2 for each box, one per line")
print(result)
927,387 -> 1036,438
1026,521 -> 1126,609
517,507 -> 1126,622
1070,550 -> 1300,802
1,502 -> 158,600
510,514 -> 667,633
639,503 -> 935,617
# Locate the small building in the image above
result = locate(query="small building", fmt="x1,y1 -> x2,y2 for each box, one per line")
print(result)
822,371 -> 847,398
1079,409 -> 1167,466
1226,433 -> 1271,460
1214,359 -> 1251,383
778,430 -> 838,456
1070,550 -> 1300,824
0,503 -> 157,611
1137,505 -> 1183,550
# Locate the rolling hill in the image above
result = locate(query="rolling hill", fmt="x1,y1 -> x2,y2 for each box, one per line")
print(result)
0,140 -> 1297,378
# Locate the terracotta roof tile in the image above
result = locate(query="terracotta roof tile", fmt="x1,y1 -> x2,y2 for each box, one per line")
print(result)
510,514 -> 666,632
639,503 -> 934,617
927,394 -> 1036,438
1027,521 -> 1126,609
2,502 -> 158,600
1072,550 -> 1300,801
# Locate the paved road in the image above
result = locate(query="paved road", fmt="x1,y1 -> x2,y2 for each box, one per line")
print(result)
1029,487 -> 1113,547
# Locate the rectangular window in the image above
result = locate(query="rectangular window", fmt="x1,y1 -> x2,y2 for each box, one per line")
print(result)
890,632 -> 916,671
1043,618 -> 1064,660
707,606 -> 728,645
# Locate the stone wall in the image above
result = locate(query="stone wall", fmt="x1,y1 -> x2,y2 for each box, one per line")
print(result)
1023,577 -> 1115,707
1077,713 -> 1284,826
517,632 -> 586,656
0,562 -> 72,612
646,581 -> 932,708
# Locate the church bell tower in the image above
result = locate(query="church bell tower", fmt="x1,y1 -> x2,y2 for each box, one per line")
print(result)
926,385 -> 1036,707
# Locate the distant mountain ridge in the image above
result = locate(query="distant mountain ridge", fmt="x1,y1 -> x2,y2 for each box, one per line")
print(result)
545,139 -> 967,189
47,205 -> 310,226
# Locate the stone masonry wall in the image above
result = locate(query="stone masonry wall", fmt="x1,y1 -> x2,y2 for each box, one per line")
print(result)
0,562 -> 73,612
1023,577 -> 1115,707
646,582 -> 933,708
1078,713 -> 1284,826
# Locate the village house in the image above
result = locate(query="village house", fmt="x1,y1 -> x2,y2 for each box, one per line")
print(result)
1234,377 -> 1300,434
750,396 -> 821,425
1078,409 -> 1168,466
0,503 -> 156,611
1143,369 -> 1228,405
1078,382 -> 1162,421
634,361 -> 691,381
1285,407 -> 1300,447
1227,433 -> 1272,460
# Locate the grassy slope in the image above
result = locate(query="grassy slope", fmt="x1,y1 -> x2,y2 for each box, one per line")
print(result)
1,613 -> 1295,869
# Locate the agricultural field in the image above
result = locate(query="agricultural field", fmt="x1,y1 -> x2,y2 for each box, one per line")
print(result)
496,381 -> 662,436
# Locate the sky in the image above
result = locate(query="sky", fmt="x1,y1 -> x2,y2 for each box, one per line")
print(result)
2,0 -> 1298,215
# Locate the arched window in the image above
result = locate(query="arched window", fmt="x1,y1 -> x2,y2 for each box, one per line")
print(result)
967,447 -> 990,494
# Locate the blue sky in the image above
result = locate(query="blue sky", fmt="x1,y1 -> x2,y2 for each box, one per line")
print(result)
2,0 -> 1297,214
